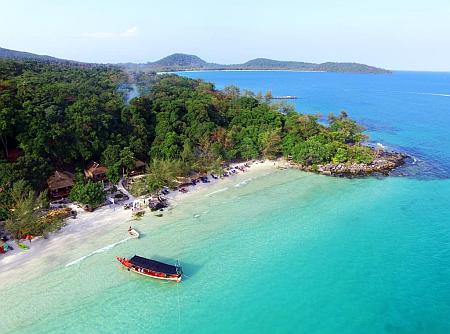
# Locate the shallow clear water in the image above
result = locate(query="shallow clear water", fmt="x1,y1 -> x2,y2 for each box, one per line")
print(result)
2,71 -> 450,333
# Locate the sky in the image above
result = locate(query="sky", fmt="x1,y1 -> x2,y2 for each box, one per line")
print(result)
1,0 -> 450,71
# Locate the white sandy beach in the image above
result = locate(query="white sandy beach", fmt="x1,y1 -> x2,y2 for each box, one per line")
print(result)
0,160 -> 283,287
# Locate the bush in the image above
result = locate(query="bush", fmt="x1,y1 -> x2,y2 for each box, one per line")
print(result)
292,137 -> 335,165
128,178 -> 148,197
332,148 -> 349,164
69,180 -> 105,207
348,145 -> 374,164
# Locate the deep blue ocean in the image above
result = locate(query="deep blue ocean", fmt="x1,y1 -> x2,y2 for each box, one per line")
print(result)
2,71 -> 450,333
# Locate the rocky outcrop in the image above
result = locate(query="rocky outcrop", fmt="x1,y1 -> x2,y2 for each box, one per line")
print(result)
318,151 -> 407,177
292,150 -> 408,177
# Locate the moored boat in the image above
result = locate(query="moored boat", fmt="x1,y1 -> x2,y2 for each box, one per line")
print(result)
128,227 -> 140,238
117,255 -> 182,282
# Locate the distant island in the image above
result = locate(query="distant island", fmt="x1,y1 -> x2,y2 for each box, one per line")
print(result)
120,53 -> 392,74
0,47 -> 391,74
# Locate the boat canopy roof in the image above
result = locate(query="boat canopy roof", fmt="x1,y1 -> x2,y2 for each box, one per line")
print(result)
129,255 -> 179,275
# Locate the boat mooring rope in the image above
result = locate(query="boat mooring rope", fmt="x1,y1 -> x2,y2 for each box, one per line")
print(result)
176,278 -> 181,333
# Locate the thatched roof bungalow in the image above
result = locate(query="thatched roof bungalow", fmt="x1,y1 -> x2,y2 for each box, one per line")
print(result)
84,162 -> 107,181
47,171 -> 74,199
129,159 -> 146,176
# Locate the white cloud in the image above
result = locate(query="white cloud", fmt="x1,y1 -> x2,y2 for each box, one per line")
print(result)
82,26 -> 138,39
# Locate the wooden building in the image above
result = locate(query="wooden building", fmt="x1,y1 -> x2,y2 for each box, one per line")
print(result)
47,171 -> 74,199
84,162 -> 107,181
129,159 -> 146,176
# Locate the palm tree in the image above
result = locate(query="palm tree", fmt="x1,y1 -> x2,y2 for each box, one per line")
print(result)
5,189 -> 47,239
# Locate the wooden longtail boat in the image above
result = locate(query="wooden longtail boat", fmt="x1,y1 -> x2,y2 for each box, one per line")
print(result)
117,255 -> 182,282
128,228 -> 140,238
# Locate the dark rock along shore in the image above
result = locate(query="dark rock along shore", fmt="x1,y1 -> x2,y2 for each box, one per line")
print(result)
295,149 -> 408,177
319,150 -> 408,177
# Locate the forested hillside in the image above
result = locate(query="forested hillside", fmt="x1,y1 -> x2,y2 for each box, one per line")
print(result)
0,59 -> 373,223
0,46 -> 78,64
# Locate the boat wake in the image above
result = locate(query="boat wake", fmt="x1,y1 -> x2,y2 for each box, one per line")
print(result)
65,236 -> 134,267
414,92 -> 450,97
205,187 -> 229,197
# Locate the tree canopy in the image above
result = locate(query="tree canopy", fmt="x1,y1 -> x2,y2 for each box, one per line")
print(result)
0,59 -> 374,235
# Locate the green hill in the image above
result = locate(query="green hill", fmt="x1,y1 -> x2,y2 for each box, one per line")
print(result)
152,53 -> 208,68
239,58 -> 316,70
139,53 -> 391,74
0,46 -> 77,64
0,47 -> 391,74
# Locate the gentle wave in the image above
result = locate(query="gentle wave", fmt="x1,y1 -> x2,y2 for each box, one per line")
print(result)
234,178 -> 254,188
206,187 -> 229,197
65,236 -> 134,267
193,210 -> 210,218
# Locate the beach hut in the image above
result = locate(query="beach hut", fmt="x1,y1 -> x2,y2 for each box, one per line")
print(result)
129,159 -> 146,176
84,162 -> 107,181
47,171 -> 74,199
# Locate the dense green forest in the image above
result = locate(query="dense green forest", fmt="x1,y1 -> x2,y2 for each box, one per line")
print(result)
0,59 -> 374,236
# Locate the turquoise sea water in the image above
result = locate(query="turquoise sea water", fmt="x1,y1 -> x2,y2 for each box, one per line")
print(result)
2,71 -> 450,333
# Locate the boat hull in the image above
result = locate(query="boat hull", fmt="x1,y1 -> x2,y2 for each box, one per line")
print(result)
128,229 -> 140,238
128,267 -> 181,281
117,257 -> 182,282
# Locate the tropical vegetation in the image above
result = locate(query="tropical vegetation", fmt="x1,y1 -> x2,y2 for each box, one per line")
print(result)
0,58 -> 373,237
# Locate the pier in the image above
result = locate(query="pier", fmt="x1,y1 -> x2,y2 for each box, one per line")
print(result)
272,95 -> 297,99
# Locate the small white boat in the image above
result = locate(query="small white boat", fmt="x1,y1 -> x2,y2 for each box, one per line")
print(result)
128,228 -> 140,239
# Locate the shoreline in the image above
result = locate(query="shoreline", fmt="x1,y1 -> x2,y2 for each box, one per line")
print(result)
0,149 -> 407,285
0,160 -> 282,286
159,69 -> 327,74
